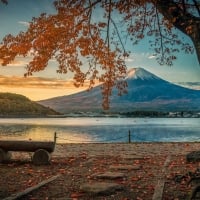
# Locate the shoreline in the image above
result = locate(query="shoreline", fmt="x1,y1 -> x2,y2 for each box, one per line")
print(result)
3,142 -> 200,200
10,142 -> 200,161
53,142 -> 200,158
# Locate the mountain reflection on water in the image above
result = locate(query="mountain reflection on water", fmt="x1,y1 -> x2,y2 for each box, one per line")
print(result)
0,117 -> 199,143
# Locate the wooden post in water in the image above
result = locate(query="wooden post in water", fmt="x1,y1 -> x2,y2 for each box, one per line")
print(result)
128,130 -> 131,143
54,132 -> 57,144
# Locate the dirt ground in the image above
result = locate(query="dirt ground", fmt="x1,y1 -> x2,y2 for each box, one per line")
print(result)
0,142 -> 200,200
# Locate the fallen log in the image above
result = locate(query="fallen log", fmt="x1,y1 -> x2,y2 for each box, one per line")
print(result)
32,149 -> 51,165
3,174 -> 61,200
0,140 -> 55,153
0,132 -> 57,153
0,132 -> 57,164
0,148 -> 11,162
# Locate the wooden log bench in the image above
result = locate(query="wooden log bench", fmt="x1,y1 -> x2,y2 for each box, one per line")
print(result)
0,132 -> 57,165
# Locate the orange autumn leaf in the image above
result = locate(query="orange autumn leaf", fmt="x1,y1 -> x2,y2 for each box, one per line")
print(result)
0,0 -> 199,109
70,192 -> 84,198
131,177 -> 140,181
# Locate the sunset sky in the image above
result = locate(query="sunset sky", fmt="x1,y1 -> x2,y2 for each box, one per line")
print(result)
0,0 -> 200,101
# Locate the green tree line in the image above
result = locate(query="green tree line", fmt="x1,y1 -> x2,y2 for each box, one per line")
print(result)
0,93 -> 59,117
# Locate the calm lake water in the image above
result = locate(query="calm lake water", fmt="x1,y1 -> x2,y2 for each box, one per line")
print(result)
0,117 -> 199,143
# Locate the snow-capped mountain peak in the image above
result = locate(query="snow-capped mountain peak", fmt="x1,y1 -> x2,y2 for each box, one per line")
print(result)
39,66 -> 200,113
127,67 -> 159,80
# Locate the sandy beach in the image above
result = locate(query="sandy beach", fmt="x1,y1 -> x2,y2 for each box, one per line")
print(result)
54,142 -> 200,157
1,142 -> 200,200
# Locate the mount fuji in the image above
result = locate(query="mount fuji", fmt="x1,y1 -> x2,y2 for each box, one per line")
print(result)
38,68 -> 200,113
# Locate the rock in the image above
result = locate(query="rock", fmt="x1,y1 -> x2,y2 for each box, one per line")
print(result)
186,151 -> 200,162
80,182 -> 124,195
189,184 -> 200,199
93,172 -> 126,179
109,164 -> 141,171
0,187 -> 8,198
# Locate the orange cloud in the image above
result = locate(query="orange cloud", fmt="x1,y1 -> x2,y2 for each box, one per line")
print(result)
0,75 -> 99,100
0,75 -> 91,88
0,58 -> 29,67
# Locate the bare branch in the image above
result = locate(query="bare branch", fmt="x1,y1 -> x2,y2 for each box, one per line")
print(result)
155,6 -> 165,64
105,0 -> 112,52
110,17 -> 126,53
193,0 -> 200,16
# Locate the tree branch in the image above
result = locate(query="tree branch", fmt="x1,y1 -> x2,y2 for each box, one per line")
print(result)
0,0 -> 7,4
193,0 -> 200,16
155,6 -> 165,63
110,17 -> 126,53
155,0 -> 200,36
105,0 -> 112,52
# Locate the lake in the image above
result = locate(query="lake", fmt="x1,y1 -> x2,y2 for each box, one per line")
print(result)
0,117 -> 199,143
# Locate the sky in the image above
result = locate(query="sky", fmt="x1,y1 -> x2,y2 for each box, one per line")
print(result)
0,0 -> 200,101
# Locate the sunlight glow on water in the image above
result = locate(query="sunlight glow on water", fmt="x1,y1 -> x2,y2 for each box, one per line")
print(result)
0,117 -> 199,143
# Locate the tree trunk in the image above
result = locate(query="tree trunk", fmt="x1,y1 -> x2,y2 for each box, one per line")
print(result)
155,0 -> 200,65
190,22 -> 200,64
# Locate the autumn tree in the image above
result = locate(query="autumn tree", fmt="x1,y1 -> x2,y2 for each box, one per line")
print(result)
0,0 -> 7,4
0,0 -> 199,109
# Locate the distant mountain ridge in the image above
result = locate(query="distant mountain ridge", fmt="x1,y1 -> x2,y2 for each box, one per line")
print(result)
38,68 -> 200,113
0,93 -> 60,117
